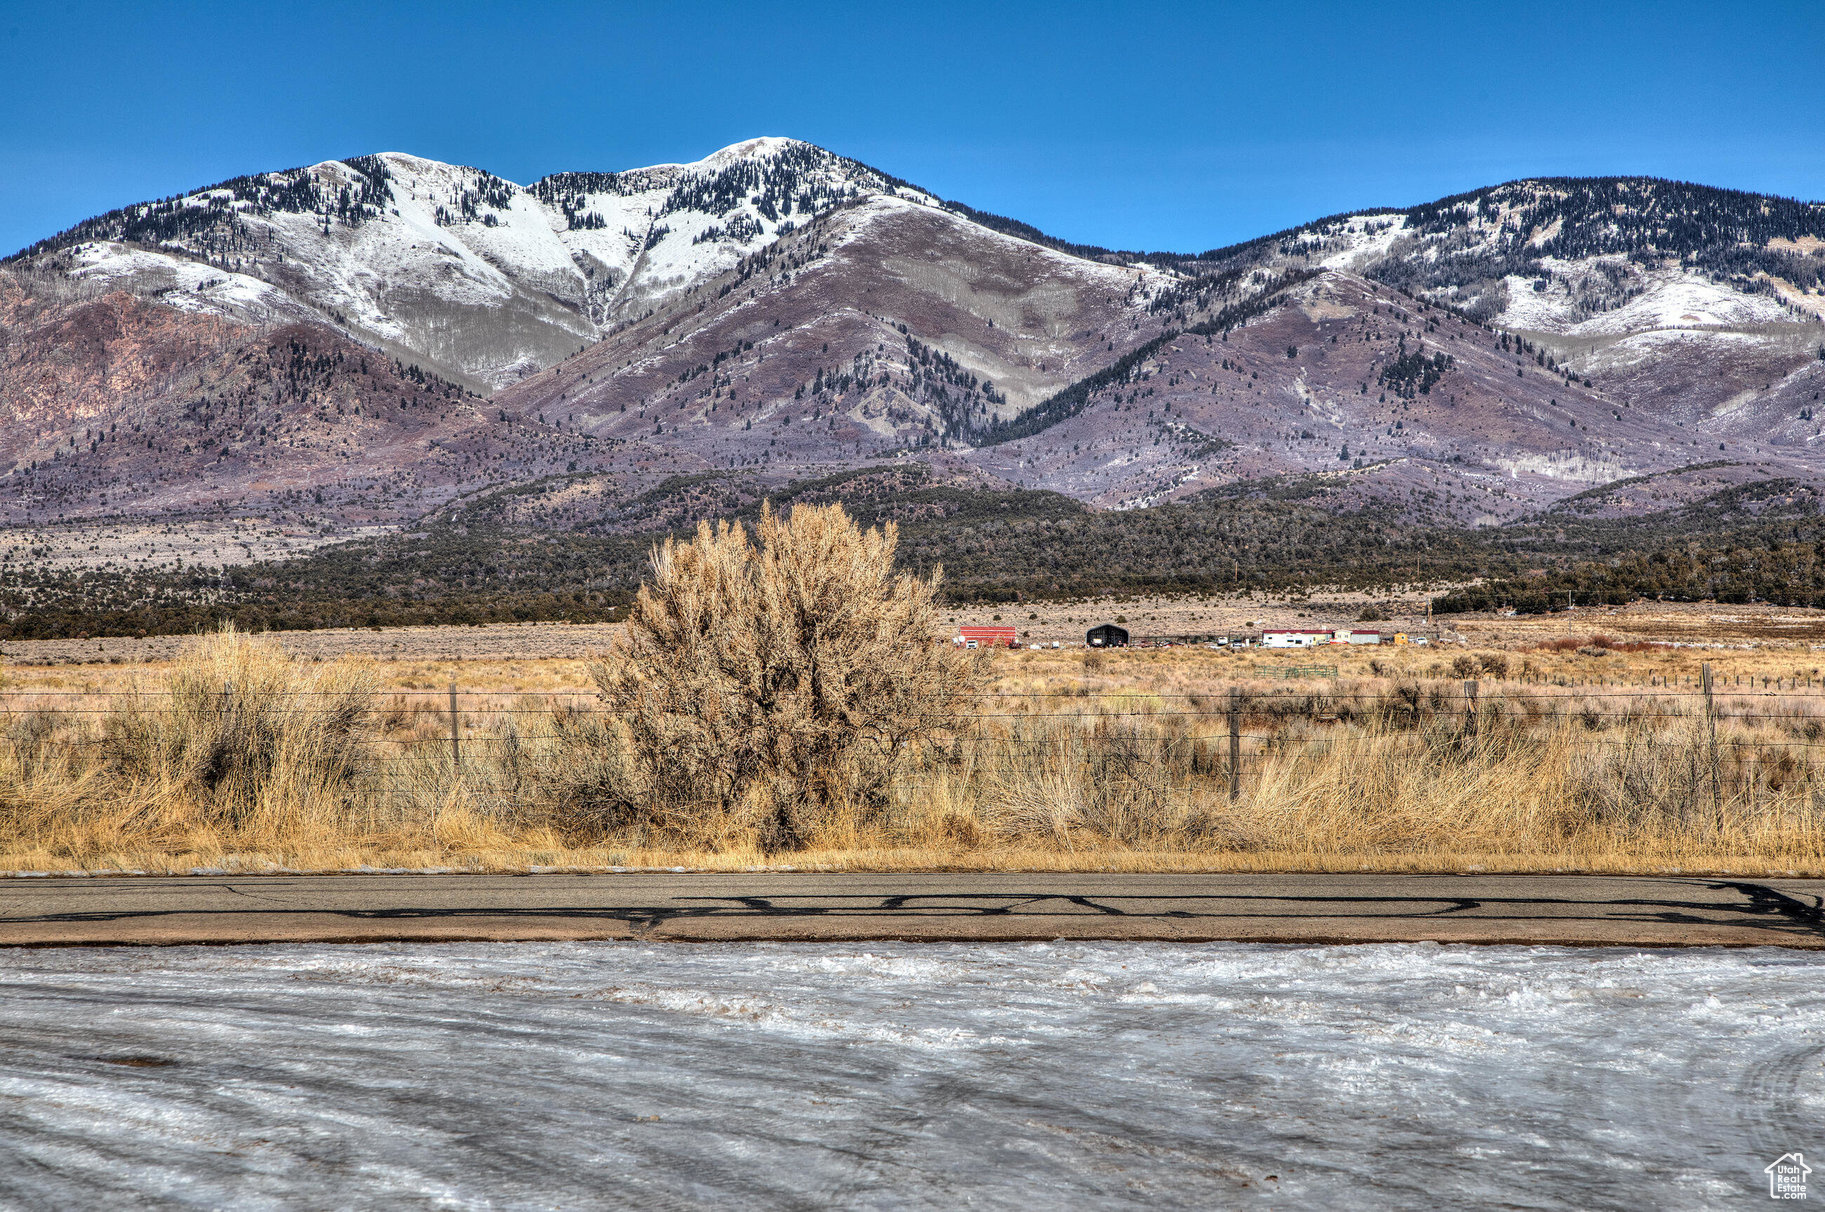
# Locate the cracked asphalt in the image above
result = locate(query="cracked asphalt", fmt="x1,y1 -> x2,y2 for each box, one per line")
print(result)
1,872 -> 1821,947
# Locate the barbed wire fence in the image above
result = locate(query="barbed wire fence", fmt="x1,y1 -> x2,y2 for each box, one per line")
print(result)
4,662 -> 1823,820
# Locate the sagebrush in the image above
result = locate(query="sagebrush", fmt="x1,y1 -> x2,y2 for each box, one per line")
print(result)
591,502 -> 972,848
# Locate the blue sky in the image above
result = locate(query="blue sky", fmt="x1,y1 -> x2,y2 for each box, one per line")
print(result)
3,0 -> 1822,257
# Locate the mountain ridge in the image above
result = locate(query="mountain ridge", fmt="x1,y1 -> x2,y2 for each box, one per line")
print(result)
4,139 -> 1825,568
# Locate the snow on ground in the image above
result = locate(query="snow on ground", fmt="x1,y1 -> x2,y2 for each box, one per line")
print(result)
1584,326 -> 1779,375
67,244 -> 309,326
1500,263 -> 1794,338
1313,212 -> 1410,272
0,942 -> 1816,1208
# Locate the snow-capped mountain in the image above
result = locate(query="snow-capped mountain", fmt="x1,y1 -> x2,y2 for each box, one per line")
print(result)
6,151 -> 1825,542
495,190 -> 1174,459
1220,177 -> 1825,325
8,138 -> 942,390
1186,178 -> 1825,420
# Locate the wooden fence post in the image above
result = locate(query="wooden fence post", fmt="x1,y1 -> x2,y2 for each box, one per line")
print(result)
1702,662 -> 1720,822
1228,687 -> 1241,802
1464,679 -> 1479,740
449,680 -> 463,778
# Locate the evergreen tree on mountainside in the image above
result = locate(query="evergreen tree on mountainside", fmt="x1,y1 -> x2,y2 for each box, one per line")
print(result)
6,159 -> 396,263
1145,175 -> 1825,322
13,470 -> 1825,640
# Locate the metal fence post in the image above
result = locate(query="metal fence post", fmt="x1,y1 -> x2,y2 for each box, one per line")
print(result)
448,680 -> 463,778
1701,662 -> 1720,821
1228,687 -> 1241,802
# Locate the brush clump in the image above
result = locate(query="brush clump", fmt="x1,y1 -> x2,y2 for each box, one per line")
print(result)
101,624 -> 376,833
589,502 -> 973,850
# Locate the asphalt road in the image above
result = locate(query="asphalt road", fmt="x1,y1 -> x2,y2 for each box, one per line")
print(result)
1,872 -> 1822,948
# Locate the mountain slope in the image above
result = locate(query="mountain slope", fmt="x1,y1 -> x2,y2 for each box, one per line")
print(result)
6,152 -> 1825,554
0,272 -> 640,527
957,268 -> 1666,518
1165,177 -> 1825,431
494,194 -> 1175,467
5,139 -> 943,391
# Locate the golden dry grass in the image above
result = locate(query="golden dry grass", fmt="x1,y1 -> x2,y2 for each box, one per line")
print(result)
5,620 -> 1825,875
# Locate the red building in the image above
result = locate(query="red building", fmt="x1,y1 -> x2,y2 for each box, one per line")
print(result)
956,626 -> 1018,649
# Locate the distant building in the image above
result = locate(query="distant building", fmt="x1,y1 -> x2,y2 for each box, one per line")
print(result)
1335,629 -> 1385,645
1086,623 -> 1129,648
956,625 -> 1018,649
1261,629 -> 1332,648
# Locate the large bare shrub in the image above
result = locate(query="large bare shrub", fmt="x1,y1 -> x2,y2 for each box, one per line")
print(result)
592,502 -> 972,849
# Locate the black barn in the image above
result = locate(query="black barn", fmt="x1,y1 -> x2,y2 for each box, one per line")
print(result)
1086,624 -> 1130,648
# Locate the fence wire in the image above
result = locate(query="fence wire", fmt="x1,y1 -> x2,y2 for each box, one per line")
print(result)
3,675 -> 1823,812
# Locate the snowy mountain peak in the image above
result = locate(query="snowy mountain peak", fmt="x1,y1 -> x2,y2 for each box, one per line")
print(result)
1213,176 -> 1825,331
6,138 -> 946,390
699,135 -> 805,167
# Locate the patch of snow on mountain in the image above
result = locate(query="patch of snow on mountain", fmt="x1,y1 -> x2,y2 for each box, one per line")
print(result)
634,141 -> 941,309
1584,326 -> 1781,374
66,243 -> 307,324
1494,450 -> 1636,484
1502,263 -> 1794,338
1315,212 -> 1410,271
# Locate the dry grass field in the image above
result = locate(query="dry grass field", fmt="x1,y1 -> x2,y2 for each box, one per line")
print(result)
3,596 -> 1825,876
7,595 -> 1825,681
